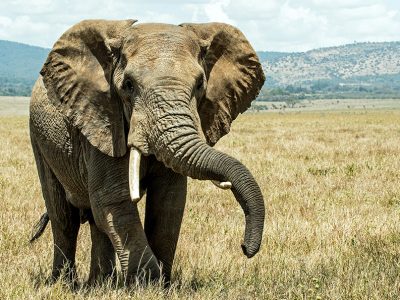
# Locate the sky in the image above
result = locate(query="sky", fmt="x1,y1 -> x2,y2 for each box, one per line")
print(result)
0,0 -> 399,52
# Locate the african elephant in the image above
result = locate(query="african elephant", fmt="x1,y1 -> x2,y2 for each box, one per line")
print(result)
29,19 -> 265,284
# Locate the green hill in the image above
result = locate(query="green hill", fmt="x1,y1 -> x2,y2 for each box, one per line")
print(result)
0,40 -> 49,96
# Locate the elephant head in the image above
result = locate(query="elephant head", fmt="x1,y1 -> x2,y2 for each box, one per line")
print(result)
40,19 -> 265,258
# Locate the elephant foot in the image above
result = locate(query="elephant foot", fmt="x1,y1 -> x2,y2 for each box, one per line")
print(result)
122,259 -> 163,287
86,271 -> 116,287
125,272 -> 163,287
45,265 -> 79,289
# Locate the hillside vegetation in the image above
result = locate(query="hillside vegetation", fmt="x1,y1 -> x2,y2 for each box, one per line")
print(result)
259,42 -> 400,101
0,40 -> 48,96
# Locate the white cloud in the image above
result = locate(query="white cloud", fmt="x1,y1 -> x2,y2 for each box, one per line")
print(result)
203,0 -> 235,24
0,0 -> 399,51
310,0 -> 377,9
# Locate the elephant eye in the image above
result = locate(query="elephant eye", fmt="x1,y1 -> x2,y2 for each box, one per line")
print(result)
124,79 -> 135,93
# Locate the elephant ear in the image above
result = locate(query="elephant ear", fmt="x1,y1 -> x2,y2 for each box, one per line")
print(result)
40,19 -> 137,157
180,23 -> 265,146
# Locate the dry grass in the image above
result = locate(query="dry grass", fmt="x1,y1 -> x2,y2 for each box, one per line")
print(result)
0,109 -> 399,299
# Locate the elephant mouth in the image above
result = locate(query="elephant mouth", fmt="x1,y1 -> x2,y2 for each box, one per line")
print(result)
128,147 -> 232,203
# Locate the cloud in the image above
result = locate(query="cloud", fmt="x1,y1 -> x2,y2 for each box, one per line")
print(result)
203,0 -> 235,24
180,0 -> 400,51
0,0 -> 399,51
0,15 -> 64,48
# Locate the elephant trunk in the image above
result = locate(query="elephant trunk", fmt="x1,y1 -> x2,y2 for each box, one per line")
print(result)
148,120 -> 265,258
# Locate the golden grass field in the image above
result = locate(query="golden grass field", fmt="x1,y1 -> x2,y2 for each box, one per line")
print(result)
0,101 -> 399,299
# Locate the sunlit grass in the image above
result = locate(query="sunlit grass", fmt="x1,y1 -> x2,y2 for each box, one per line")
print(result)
0,109 -> 399,299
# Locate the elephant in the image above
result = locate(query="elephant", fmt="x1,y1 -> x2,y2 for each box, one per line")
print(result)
29,19 -> 266,285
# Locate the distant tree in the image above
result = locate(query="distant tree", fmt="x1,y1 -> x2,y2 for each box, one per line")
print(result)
285,98 -> 300,108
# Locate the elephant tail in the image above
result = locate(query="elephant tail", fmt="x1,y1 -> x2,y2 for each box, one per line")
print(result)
30,212 -> 50,243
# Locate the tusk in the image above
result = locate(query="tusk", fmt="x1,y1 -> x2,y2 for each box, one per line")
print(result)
212,180 -> 232,190
129,147 -> 141,202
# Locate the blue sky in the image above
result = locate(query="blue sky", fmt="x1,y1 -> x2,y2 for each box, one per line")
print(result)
0,0 -> 399,52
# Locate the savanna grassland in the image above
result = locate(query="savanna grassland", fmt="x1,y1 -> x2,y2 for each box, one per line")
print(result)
0,99 -> 399,299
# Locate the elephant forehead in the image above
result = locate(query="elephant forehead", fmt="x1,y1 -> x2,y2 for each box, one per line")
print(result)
128,55 -> 201,87
124,23 -> 199,57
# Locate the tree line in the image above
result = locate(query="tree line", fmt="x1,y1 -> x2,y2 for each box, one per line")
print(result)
259,75 -> 400,102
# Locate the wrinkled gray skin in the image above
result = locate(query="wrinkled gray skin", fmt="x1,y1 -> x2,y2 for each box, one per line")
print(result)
30,20 -> 265,285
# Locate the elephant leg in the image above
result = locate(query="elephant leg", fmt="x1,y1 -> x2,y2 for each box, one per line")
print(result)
87,150 -> 161,284
32,146 -> 80,282
144,166 -> 187,283
90,197 -> 162,284
88,221 -> 116,284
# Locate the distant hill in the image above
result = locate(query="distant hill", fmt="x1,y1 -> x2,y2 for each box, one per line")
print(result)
0,40 -> 49,96
0,39 -> 399,99
257,42 -> 400,100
